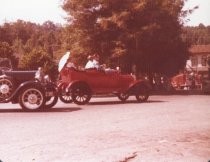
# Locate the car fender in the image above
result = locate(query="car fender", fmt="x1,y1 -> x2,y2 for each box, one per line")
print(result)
4,80 -> 44,103
128,80 -> 152,94
66,80 -> 91,92
57,81 -> 68,90
0,74 -> 14,84
0,74 -> 12,79
0,74 -> 6,78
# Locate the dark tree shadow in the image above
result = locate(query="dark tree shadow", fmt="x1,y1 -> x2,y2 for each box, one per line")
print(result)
0,107 -> 82,113
88,100 -> 165,106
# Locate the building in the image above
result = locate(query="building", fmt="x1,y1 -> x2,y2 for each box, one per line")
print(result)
186,44 -> 210,78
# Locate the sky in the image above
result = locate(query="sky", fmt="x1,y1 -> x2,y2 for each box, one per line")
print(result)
0,0 -> 210,26
0,0 -> 67,25
183,0 -> 210,26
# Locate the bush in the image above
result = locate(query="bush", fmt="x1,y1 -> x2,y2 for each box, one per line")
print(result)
19,48 -> 58,81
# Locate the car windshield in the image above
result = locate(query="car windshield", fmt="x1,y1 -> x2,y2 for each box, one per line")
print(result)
0,58 -> 12,69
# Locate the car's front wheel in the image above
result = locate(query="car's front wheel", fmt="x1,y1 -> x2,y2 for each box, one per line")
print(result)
19,86 -> 46,111
71,84 -> 91,105
117,92 -> 129,102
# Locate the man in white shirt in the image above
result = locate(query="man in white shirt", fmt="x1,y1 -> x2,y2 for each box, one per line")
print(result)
85,55 -> 95,69
92,54 -> 100,69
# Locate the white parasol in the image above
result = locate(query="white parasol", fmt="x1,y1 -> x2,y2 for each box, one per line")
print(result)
58,51 -> 70,72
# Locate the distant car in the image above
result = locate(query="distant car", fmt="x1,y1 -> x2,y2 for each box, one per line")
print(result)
171,73 -> 202,90
0,59 -> 58,111
58,67 -> 151,105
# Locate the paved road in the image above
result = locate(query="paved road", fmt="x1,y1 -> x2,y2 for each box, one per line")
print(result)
0,95 -> 210,162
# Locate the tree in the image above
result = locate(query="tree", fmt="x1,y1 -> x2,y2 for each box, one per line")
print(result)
0,42 -> 18,68
0,20 -> 64,63
182,24 -> 210,45
62,0 -> 191,76
19,48 -> 58,80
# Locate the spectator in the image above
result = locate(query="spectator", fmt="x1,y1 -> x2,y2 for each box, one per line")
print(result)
85,54 -> 101,69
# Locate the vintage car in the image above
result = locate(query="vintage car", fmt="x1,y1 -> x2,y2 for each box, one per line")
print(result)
0,59 -> 57,111
58,54 -> 151,105
171,72 -> 202,90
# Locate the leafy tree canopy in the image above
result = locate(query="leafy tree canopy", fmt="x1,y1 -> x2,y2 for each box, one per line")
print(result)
0,42 -> 18,67
182,24 -> 210,45
63,0 -> 192,76
19,48 -> 58,80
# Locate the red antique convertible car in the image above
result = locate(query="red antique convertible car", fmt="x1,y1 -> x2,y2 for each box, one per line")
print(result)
57,54 -> 151,105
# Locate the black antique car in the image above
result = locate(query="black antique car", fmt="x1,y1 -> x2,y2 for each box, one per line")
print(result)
0,58 -> 58,111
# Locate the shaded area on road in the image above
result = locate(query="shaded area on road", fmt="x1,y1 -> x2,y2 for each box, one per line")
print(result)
88,99 -> 166,106
0,107 -> 82,113
151,89 -> 210,95
0,96 -> 210,162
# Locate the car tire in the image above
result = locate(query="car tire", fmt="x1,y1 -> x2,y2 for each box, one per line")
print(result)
135,85 -> 149,102
59,93 -> 73,103
0,77 -> 14,102
45,95 -> 58,109
117,93 -> 129,102
19,86 -> 46,111
71,84 -> 91,105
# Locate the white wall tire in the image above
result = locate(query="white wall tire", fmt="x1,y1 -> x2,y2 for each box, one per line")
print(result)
45,96 -> 58,109
19,87 -> 45,111
0,78 -> 14,102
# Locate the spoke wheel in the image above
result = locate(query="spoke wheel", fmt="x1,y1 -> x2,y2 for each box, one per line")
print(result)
117,93 -> 129,102
135,86 -> 149,102
0,78 -> 14,102
19,87 -> 45,111
71,84 -> 91,105
59,93 -> 73,103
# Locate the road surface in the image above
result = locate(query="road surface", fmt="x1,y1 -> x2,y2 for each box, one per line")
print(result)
0,95 -> 210,162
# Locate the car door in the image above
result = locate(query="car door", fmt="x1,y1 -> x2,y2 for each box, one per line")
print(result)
86,70 -> 119,93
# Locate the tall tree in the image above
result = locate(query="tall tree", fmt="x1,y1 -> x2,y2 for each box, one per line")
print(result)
19,47 -> 58,80
0,20 -> 64,64
0,42 -> 18,67
182,24 -> 210,45
63,0 -> 192,76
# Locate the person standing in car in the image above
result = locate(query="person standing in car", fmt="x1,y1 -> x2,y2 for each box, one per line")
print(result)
85,55 -> 95,69
92,54 -> 100,69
